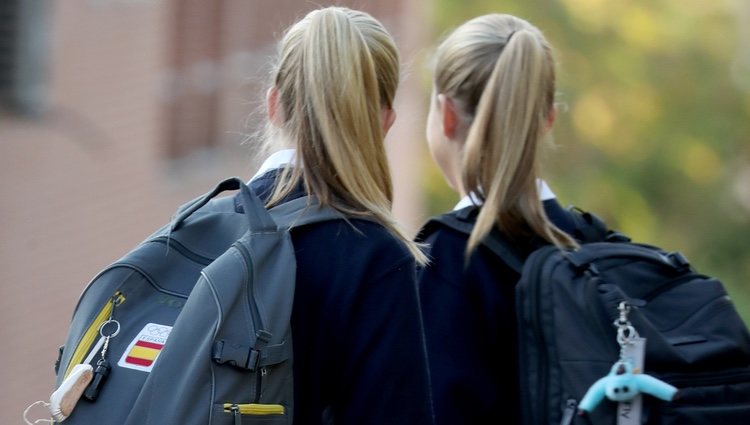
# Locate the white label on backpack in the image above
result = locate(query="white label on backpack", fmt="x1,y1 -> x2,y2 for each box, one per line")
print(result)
617,337 -> 646,425
117,323 -> 172,372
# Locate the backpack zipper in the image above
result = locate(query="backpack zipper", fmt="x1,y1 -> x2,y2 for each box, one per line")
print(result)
232,241 -> 268,403
223,403 -> 285,415
232,242 -> 264,332
560,399 -> 578,425
518,245 -> 559,424
63,292 -> 125,378
642,273 -> 709,302
255,367 -> 267,403
152,236 -> 214,266
658,368 -> 750,387
72,236 -> 211,316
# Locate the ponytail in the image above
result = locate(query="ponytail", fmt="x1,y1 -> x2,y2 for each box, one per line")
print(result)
434,14 -> 578,255
267,7 -> 427,264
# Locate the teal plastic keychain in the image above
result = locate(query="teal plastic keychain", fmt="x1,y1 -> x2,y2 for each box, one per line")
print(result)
578,302 -> 679,421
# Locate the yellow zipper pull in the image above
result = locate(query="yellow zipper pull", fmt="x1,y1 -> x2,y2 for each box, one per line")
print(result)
223,403 -> 285,416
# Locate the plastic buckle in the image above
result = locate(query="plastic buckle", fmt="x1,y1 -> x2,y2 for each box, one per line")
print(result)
667,251 -> 691,272
247,349 -> 260,372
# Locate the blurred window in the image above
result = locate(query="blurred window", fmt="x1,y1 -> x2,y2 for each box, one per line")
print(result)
164,0 -> 224,158
0,0 -> 51,117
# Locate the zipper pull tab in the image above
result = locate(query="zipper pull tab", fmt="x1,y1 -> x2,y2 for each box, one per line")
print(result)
254,366 -> 267,403
54,345 -> 64,376
560,399 -> 578,425
83,358 -> 111,401
231,404 -> 241,425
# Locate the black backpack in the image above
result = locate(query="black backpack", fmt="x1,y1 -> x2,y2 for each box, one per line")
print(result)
50,177 -> 343,425
419,206 -> 750,425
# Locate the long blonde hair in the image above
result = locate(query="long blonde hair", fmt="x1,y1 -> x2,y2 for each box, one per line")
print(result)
265,7 -> 426,263
433,14 -> 578,254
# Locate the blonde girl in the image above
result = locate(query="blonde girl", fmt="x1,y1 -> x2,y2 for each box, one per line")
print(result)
417,14 -> 579,424
249,7 -> 432,424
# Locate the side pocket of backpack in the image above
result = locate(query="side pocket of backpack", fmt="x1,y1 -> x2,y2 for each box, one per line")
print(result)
206,242 -> 294,425
60,291 -> 126,379
646,368 -> 750,424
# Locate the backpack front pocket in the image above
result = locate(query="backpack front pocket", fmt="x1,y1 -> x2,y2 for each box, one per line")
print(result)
62,292 -> 126,378
646,369 -> 750,424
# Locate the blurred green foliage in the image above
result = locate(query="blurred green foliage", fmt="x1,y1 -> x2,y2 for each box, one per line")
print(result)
422,0 -> 750,322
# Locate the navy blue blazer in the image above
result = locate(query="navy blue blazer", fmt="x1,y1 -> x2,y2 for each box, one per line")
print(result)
417,199 -> 575,425
245,171 -> 434,425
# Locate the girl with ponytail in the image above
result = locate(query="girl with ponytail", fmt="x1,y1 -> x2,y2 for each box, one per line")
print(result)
248,7 -> 431,424
417,14 -> 580,424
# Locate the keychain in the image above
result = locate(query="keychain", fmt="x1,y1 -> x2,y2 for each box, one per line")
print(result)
23,363 -> 91,424
83,317 -> 119,401
83,294 -> 121,401
24,295 -> 121,424
578,302 -> 679,417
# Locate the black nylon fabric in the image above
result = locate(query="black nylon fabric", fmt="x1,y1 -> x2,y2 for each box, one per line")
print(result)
418,205 -> 750,424
517,242 -> 750,425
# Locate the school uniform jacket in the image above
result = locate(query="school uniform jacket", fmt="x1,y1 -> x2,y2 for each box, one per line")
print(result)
245,169 -> 434,425
417,199 -> 575,425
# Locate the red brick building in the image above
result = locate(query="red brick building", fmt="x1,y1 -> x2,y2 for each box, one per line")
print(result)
0,0 -> 430,422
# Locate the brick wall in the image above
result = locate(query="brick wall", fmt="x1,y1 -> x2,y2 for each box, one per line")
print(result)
0,0 -> 430,422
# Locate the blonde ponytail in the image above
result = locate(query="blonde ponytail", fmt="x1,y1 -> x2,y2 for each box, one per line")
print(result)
433,14 -> 578,255
266,7 -> 426,264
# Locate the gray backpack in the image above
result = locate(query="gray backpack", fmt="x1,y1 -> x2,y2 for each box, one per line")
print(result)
53,177 -> 343,425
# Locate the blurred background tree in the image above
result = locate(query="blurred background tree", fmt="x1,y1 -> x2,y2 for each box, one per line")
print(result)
422,0 -> 750,321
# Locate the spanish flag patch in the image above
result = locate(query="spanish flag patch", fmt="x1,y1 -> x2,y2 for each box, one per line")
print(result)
117,323 -> 172,372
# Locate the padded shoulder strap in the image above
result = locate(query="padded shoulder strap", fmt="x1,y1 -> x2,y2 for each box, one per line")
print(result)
567,207 -> 609,243
181,179 -> 350,231
417,207 -> 525,273
269,196 -> 347,229
566,207 -> 631,244
417,206 -> 619,273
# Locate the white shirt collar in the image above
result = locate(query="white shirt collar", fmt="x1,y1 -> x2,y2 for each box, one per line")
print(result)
453,192 -> 483,211
250,149 -> 296,182
538,180 -> 556,201
453,180 -> 556,211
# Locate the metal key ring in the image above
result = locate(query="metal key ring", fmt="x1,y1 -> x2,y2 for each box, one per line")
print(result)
617,325 -> 638,346
99,319 -> 121,338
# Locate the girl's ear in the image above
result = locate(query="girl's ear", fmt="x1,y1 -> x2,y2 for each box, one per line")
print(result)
438,94 -> 459,140
266,86 -> 284,127
545,105 -> 557,132
382,108 -> 397,135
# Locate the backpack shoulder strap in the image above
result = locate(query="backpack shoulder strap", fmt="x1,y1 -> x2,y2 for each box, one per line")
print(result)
567,207 -> 609,243
269,195 -> 356,230
566,207 -> 631,244
417,207 -> 525,273
418,205 -> 621,273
